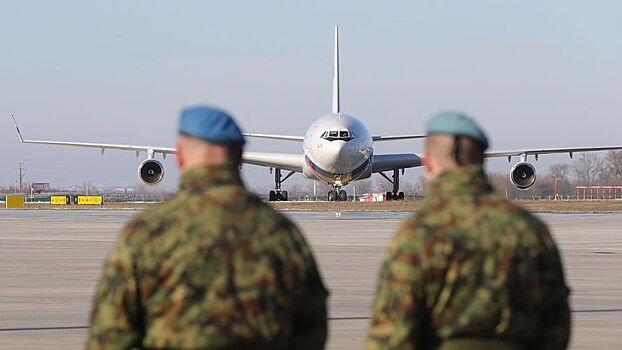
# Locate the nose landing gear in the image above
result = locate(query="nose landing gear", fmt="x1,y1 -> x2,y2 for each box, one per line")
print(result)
327,188 -> 348,201
327,176 -> 348,201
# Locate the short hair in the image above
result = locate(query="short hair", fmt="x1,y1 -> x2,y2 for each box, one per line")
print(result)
426,134 -> 485,167
227,143 -> 243,163
178,133 -> 243,163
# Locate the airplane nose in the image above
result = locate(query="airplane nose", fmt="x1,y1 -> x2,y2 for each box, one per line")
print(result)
322,141 -> 369,173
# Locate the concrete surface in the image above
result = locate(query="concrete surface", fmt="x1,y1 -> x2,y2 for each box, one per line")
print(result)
0,209 -> 620,349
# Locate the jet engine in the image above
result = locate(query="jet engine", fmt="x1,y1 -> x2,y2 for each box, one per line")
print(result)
510,162 -> 536,189
138,159 -> 164,185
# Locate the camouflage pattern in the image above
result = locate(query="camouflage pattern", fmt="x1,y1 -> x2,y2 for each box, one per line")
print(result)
87,164 -> 328,349
366,165 -> 570,350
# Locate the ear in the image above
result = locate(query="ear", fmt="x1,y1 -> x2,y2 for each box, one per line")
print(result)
237,147 -> 243,165
423,151 -> 435,179
176,143 -> 184,169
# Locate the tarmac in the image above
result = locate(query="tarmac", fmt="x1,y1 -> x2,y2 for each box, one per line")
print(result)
0,209 -> 621,349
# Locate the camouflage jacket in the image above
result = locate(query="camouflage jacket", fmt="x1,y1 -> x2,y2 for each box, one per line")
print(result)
366,166 -> 570,350
87,164 -> 328,350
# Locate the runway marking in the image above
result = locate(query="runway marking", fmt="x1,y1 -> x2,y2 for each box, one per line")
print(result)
0,237 -> 115,242
2,309 -> 621,332
0,326 -> 88,332
330,316 -> 370,321
572,308 -> 622,313
0,299 -> 89,303
314,243 -> 381,246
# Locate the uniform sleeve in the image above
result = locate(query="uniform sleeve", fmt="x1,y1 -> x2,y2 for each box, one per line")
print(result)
86,226 -> 143,350
534,225 -> 571,350
289,227 -> 329,350
366,221 -> 426,350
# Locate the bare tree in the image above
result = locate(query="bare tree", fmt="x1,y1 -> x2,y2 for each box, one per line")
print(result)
549,163 -> 572,196
350,178 -> 372,194
373,176 -> 393,193
605,151 -> 622,177
313,181 -> 333,198
83,181 -> 94,195
414,175 -> 427,196
400,181 -> 415,195
549,163 -> 571,181
572,153 -> 604,185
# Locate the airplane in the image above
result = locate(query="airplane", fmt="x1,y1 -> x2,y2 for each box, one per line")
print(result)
11,26 -> 622,201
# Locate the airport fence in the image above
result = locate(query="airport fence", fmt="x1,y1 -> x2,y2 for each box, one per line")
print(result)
576,186 -> 622,200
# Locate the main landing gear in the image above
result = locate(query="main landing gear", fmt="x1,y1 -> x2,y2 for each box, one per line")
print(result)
268,168 -> 295,201
327,188 -> 347,202
379,168 -> 405,201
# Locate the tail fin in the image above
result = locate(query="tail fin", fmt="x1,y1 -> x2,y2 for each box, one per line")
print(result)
332,25 -> 340,114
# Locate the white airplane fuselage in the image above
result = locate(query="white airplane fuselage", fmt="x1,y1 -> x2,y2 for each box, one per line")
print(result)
302,113 -> 373,187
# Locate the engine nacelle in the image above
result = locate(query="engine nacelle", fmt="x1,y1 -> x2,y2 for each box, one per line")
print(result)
510,162 -> 536,190
138,159 -> 164,185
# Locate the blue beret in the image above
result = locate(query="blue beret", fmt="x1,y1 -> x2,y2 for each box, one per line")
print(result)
426,111 -> 489,148
178,106 -> 245,144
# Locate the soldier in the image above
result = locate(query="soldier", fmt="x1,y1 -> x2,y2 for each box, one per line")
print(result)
366,112 -> 570,350
86,106 -> 328,349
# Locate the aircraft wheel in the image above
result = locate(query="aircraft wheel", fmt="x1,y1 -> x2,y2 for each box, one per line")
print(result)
398,192 -> 405,200
338,190 -> 347,201
328,190 -> 337,201
269,190 -> 276,201
386,192 -> 393,201
281,191 -> 288,201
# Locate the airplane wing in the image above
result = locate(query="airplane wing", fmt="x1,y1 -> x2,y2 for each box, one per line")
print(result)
242,133 -> 304,142
242,152 -> 303,172
372,135 -> 426,142
372,153 -> 423,173
243,133 -> 427,142
486,145 -> 622,160
12,115 -> 175,157
13,116 -> 305,172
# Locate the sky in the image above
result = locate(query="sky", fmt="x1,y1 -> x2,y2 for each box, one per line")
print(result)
1,1 -> 622,192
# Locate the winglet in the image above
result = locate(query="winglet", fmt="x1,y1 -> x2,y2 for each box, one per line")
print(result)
11,114 -> 24,142
331,25 -> 340,114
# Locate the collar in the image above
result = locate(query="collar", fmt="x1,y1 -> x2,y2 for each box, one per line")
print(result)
180,163 -> 243,191
424,165 -> 492,198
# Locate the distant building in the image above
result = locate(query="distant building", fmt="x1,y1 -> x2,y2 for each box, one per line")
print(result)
360,193 -> 385,202
31,182 -> 50,193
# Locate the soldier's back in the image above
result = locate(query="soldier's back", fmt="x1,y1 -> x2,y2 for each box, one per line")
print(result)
90,165 -> 327,349
411,171 -> 569,347
367,166 -> 569,349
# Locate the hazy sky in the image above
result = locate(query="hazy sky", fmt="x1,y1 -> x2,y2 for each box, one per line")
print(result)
2,1 -> 622,192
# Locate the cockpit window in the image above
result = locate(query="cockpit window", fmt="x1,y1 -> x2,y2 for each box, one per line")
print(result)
322,130 -> 353,142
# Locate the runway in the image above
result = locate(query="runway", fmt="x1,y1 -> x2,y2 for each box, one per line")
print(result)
0,210 -> 621,349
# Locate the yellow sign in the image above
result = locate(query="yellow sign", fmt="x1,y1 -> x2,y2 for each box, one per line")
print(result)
51,196 -> 70,205
6,195 -> 25,208
77,196 -> 103,205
